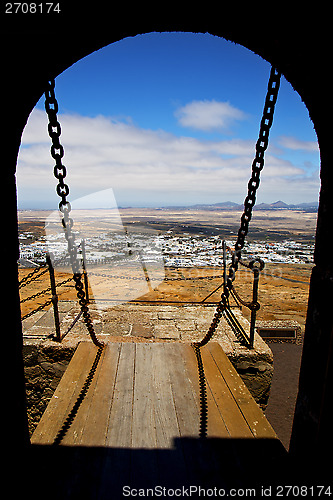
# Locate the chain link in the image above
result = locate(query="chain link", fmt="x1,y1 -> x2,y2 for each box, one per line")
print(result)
21,298 -> 53,321
195,67 -> 280,350
192,343 -> 208,438
44,80 -> 104,348
20,276 -> 73,304
229,67 -> 281,282
19,266 -> 49,288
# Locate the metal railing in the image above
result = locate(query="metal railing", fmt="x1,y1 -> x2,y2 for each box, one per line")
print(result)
19,248 -> 88,342
20,239 -> 263,347
221,240 -> 264,349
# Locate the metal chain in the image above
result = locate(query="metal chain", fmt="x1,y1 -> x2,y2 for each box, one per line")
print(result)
19,266 -> 49,289
44,79 -> 105,445
20,276 -> 73,304
228,282 -> 256,310
43,69 -> 279,445
194,295 -> 227,348
192,343 -> 208,438
21,298 -> 53,321
20,285 -> 53,304
195,67 -> 281,350
44,80 -> 104,349
165,274 -> 224,282
228,67 -> 281,283
87,270 -> 159,282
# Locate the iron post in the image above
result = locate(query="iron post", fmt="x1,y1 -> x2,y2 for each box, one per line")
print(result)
46,253 -> 61,342
81,239 -> 89,303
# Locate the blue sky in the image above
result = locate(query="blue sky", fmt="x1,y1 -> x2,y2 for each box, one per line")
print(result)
17,32 -> 320,209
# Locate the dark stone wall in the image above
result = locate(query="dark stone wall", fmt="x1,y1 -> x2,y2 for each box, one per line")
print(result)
2,6 -> 332,465
23,344 -> 75,435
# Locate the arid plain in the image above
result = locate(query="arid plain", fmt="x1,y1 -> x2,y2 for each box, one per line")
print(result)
18,206 -> 317,330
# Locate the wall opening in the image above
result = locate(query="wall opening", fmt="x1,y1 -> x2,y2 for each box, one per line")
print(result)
17,31 -> 320,450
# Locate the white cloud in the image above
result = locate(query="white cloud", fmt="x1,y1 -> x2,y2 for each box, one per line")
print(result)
261,155 -> 305,177
174,99 -> 247,132
16,109 -> 320,207
278,135 -> 319,152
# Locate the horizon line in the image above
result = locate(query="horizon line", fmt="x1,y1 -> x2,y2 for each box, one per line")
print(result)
17,199 -> 319,211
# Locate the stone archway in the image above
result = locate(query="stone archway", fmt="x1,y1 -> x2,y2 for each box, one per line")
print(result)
3,8 -> 332,471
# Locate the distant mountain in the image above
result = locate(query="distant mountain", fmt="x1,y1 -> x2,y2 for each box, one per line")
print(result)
255,200 -> 290,210
186,201 -> 243,210
254,200 -> 318,211
291,201 -> 319,209
175,200 -> 319,211
212,201 -> 243,209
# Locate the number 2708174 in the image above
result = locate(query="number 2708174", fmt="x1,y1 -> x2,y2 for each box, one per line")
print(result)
5,3 -> 61,14
275,485 -> 332,497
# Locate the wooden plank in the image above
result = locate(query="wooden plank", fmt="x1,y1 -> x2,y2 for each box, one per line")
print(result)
98,344 -> 135,498
183,343 -> 230,438
31,342 -> 99,444
131,343 -> 158,489
61,346 -> 108,446
106,343 -> 135,448
161,343 -> 203,484
70,343 -> 121,446
151,344 -> 189,487
171,343 -> 229,484
29,340 -> 283,498
207,342 -> 277,439
32,340 -> 277,453
205,384 -> 232,438
167,343 -> 201,438
151,344 -> 181,448
200,344 -> 253,438
132,343 -> 156,448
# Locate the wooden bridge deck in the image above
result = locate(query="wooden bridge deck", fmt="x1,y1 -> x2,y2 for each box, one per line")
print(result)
30,342 -> 285,497
32,341 -> 276,446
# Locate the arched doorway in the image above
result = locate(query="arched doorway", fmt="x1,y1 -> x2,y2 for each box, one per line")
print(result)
17,32 -> 320,451
3,9 -> 332,479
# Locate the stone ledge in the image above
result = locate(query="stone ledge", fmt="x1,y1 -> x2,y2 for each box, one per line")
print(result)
23,343 -> 75,435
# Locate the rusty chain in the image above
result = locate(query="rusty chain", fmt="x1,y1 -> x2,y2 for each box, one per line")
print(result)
45,80 -> 104,349
20,276 -> 73,304
21,298 -> 53,321
228,67 -> 281,283
192,343 -> 208,438
19,266 -> 49,288
19,253 -> 70,289
44,79 -> 104,445
21,274 -> 74,321
194,66 -> 280,351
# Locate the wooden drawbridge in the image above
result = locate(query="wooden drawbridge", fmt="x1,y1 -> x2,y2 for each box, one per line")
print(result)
30,341 -> 286,497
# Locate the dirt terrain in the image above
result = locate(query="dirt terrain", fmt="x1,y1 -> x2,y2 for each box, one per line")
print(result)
18,207 -> 318,241
18,206 -> 315,328
18,207 -> 316,450
19,262 -> 312,332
